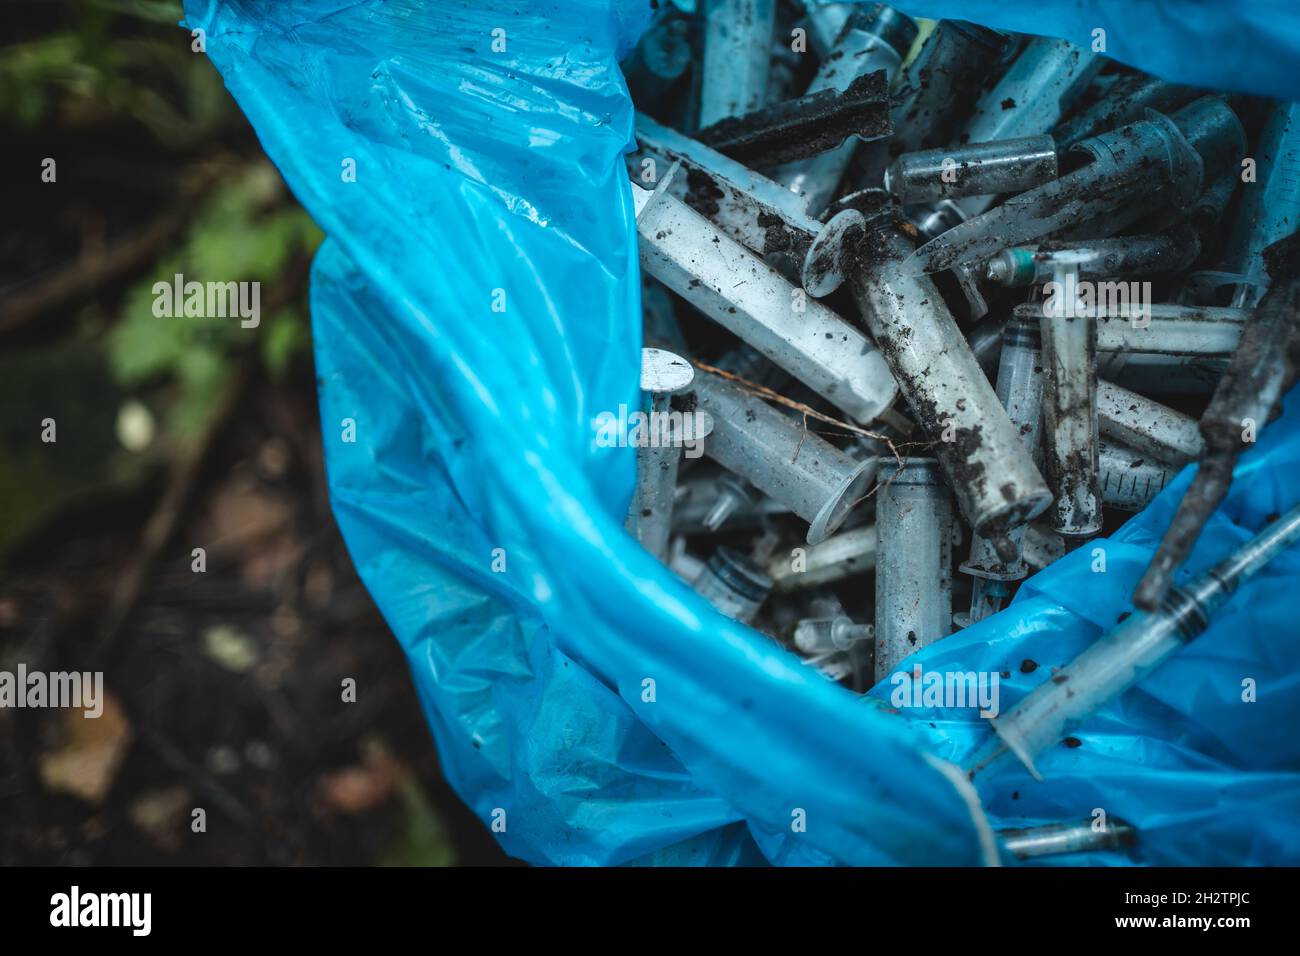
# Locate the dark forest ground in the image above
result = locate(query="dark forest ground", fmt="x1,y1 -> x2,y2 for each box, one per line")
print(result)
1,0 -> 513,866
0,360 -> 515,866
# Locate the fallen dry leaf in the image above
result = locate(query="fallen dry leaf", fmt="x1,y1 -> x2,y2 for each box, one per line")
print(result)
38,690 -> 132,804
319,740 -> 404,815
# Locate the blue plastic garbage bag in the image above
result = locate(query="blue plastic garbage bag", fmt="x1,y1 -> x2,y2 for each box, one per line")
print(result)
183,0 -> 1300,865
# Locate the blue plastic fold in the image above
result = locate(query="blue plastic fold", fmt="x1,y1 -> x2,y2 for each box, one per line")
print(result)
184,0 -> 1300,865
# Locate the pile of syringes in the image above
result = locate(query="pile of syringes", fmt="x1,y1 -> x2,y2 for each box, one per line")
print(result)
619,1 -> 1300,861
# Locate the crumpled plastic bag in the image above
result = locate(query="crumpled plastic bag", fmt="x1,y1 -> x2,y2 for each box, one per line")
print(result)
183,0 -> 1300,864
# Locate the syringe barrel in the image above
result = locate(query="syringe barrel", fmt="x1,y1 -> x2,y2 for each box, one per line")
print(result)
1040,310 -> 1102,538
1097,379 -> 1204,466
963,313 -> 1044,579
1099,440 -> 1175,512
634,180 -> 898,423
995,314 -> 1046,464
991,609 -> 1186,776
851,227 -> 1051,538
625,353 -> 700,559
1168,96 -> 1249,183
769,524 -> 877,591
999,820 -> 1137,859
1026,302 -> 1248,391
885,136 -> 1058,204
860,20 -> 1009,187
875,458 -> 954,682
693,546 -> 773,624
892,22 -> 1009,153
794,615 -> 872,655
699,0 -> 776,127
772,4 -> 918,215
693,370 -> 874,543
993,505 -> 1300,776
628,437 -> 682,560
963,38 -> 1102,146
953,38 -> 1100,217
988,234 -> 1198,287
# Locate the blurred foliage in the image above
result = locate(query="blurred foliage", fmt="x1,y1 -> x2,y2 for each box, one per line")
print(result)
381,777 -> 458,868
2,0 -> 321,530
0,345 -> 136,555
109,163 -> 322,441
0,0 -> 229,144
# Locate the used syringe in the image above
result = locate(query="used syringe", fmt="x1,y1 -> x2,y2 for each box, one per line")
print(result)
986,233 -> 1199,288
699,0 -> 775,128
885,135 -> 1059,206
904,96 -> 1246,276
632,170 -> 899,424
767,523 -> 877,591
960,313 -> 1044,624
969,502 -> 1300,781
692,367 -> 876,544
998,819 -> 1137,860
624,348 -> 706,560
770,4 -> 919,217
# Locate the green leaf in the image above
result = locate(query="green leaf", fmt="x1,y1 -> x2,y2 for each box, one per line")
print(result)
262,309 -> 311,380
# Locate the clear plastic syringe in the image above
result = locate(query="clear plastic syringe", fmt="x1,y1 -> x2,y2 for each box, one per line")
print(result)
969,502 -> 1300,781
